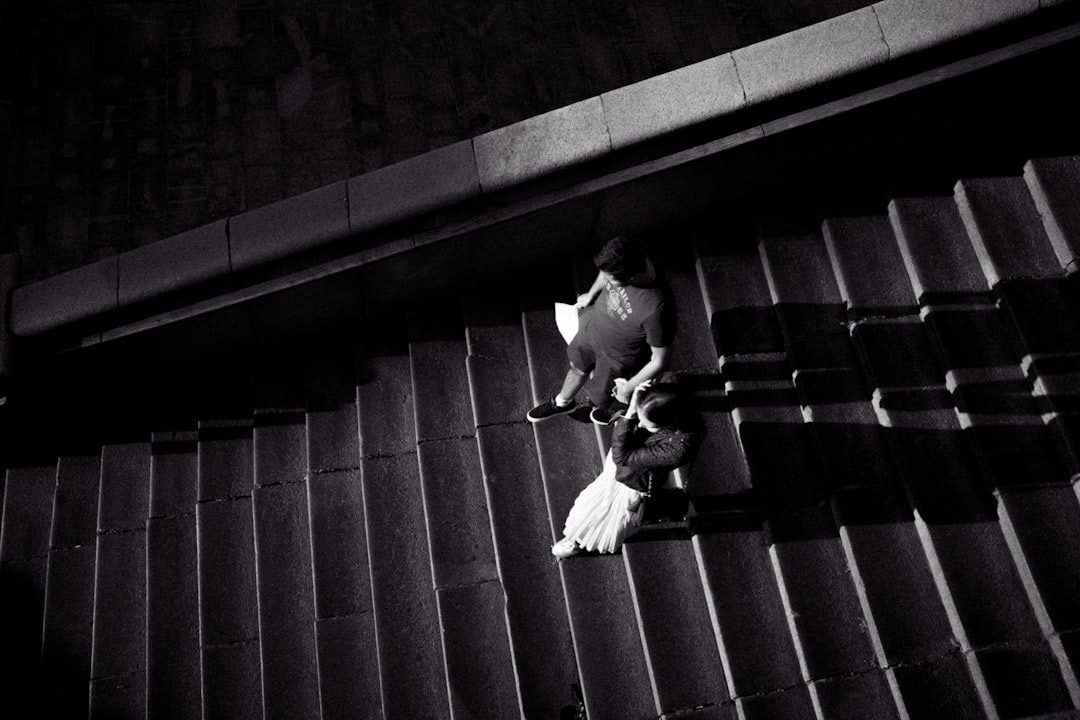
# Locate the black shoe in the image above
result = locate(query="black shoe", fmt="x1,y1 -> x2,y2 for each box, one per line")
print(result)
528,397 -> 576,422
589,406 -> 624,426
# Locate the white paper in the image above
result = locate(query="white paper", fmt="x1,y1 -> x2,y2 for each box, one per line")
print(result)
554,302 -> 579,344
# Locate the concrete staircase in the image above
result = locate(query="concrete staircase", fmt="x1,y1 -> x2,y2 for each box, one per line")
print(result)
4,157 -> 1080,720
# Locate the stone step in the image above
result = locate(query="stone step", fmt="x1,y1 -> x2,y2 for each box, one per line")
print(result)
560,555 -> 657,720
840,523 -> 957,666
732,415 -> 832,544
652,241 -> 719,374
51,454 -> 100,549
998,278 -> 1080,459
846,296 -> 1076,714
91,444 -> 150,719
852,317 -> 945,391
757,228 -> 977,718
42,542 -> 96,717
918,302 -> 1071,487
356,323 -> 450,720
1024,156 -> 1080,272
302,343 -> 381,720
663,248 -> 751,499
408,308 -> 519,719
251,360 -> 320,720
251,482 -> 320,720
42,456 -> 97,718
811,671 -> 902,720
977,643 -> 1076,718
520,279 -> 655,720
917,516 -> 1075,716
195,422 -> 262,720
463,288 -> 579,720
302,344 -> 361,474
955,176 -> 1064,286
692,532 -> 807,705
998,486 -> 1080,636
694,249 -> 785,358
849,315 -> 997,527
758,232 -> 848,340
889,196 -> 991,302
890,652 -> 988,720
623,534 -> 729,716
147,434 -> 200,720
821,215 -> 917,317
770,539 -> 882,685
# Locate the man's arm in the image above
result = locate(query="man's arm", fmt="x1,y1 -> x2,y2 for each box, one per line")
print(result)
614,345 -> 669,404
574,272 -> 607,309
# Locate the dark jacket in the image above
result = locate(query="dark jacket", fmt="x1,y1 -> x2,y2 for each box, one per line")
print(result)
611,417 -> 699,493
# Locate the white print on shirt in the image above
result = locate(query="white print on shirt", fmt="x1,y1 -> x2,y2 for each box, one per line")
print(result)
605,283 -> 634,321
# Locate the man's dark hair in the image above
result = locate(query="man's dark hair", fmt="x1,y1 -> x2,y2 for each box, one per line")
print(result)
594,236 -> 646,282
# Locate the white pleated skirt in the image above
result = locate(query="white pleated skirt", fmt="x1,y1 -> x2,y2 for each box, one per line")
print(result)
562,450 -> 645,554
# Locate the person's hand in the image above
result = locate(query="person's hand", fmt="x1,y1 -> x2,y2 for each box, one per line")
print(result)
624,379 -> 653,413
613,378 -> 631,405
574,292 -> 595,309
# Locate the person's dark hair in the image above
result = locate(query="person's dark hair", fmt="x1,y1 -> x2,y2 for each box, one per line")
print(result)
638,389 -> 684,429
594,236 -> 646,282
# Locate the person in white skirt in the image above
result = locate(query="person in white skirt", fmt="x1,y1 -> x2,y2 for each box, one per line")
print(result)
552,378 -> 701,558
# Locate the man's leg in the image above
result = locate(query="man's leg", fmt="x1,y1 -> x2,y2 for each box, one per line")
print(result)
528,364 -> 589,422
556,365 -> 587,405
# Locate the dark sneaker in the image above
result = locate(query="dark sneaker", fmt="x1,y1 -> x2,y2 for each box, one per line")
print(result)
527,397 -> 576,423
589,406 -> 624,426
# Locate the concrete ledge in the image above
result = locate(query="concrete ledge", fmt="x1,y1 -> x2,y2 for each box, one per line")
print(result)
875,0 -> 1040,59
735,8 -> 889,105
602,54 -> 744,150
9,0 -> 1072,337
473,97 -> 610,192
11,256 -> 118,336
230,182 -> 349,272
348,140 -> 480,233
119,220 -> 229,306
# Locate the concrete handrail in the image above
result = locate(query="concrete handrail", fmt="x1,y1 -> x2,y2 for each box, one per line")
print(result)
9,0 -> 1071,338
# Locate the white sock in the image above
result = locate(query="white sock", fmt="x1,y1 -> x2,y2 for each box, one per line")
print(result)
554,394 -> 570,406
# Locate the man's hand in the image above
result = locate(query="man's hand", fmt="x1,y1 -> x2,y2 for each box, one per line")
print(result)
613,377 -> 632,404
574,292 -> 596,309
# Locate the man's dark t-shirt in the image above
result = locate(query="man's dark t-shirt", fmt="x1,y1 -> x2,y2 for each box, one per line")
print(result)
568,267 -> 676,407
589,279 -> 674,362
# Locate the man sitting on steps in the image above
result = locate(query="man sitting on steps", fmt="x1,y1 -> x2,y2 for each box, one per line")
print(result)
528,235 -> 675,426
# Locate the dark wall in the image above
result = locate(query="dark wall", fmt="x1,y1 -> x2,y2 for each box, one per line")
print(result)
0,0 -> 873,282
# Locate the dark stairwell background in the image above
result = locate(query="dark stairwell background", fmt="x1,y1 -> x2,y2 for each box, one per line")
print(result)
0,0 -> 874,282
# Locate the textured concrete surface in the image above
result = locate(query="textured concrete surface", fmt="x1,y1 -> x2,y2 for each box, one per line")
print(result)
1025,156 -> 1080,271
889,196 -> 990,299
348,140 -> 481,232
735,7 -> 888,105
10,256 -> 118,336
118,219 -> 230,306
474,96 -> 611,191
874,0 -> 1039,59
955,177 -> 1063,286
823,216 -> 917,312
229,181 -> 349,271
602,54 -> 744,150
